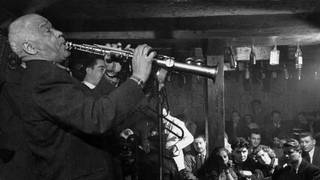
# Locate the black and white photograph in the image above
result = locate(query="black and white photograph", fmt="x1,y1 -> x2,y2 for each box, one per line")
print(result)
1,0 -> 320,180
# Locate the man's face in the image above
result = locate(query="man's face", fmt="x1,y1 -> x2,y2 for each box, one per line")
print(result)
256,150 -> 271,165
283,147 -> 301,165
244,115 -> 252,124
193,137 -> 206,154
272,113 -> 281,124
86,59 -> 106,86
252,102 -> 262,114
31,15 -> 70,61
234,147 -> 248,163
297,114 -> 307,124
232,112 -> 240,123
300,136 -> 315,152
250,133 -> 261,148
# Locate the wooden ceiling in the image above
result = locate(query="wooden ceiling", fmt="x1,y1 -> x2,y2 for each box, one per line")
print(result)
1,0 -> 320,46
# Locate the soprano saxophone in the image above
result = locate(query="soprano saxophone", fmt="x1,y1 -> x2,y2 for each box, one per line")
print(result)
65,42 -> 218,78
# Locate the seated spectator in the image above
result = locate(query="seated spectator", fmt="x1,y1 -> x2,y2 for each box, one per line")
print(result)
251,99 -> 267,127
193,147 -> 238,180
243,114 -> 259,130
299,132 -> 320,167
248,130 -> 263,155
272,138 -> 320,180
211,147 -> 238,180
231,137 -> 263,180
292,112 -> 313,135
184,135 -> 209,177
252,145 -> 278,179
264,111 -> 289,146
225,111 -> 242,143
272,137 -> 287,166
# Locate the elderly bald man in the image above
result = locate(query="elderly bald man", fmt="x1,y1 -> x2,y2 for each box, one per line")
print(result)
7,14 -> 155,180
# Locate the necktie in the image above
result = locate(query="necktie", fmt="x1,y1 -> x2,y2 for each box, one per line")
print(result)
196,154 -> 203,170
302,151 -> 311,163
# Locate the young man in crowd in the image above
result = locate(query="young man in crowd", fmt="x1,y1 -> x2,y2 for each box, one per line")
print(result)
299,132 -> 320,167
273,138 -> 320,180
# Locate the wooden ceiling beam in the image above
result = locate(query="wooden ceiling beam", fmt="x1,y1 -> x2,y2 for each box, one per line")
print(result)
65,30 -> 320,46
43,1 -> 317,20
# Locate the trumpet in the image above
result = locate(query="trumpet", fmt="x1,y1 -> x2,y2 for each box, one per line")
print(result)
65,42 -> 218,78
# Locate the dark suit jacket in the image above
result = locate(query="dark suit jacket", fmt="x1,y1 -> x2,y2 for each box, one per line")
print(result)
272,159 -> 320,180
303,146 -> 320,168
0,66 -> 35,180
184,151 -> 209,174
313,147 -> 320,168
18,60 -> 145,180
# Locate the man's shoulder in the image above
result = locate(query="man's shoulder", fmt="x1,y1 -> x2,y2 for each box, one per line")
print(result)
24,60 -> 72,81
184,152 -> 196,159
299,159 -> 320,174
314,146 -> 320,153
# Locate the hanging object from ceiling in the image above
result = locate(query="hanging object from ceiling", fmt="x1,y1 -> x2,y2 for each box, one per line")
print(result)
270,43 -> 280,65
250,44 -> 256,65
295,43 -> 303,80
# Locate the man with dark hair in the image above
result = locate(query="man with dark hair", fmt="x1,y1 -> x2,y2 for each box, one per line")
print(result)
80,57 -> 119,96
264,110 -> 289,146
184,134 -> 208,175
251,99 -> 266,126
182,135 -> 209,179
7,13 -> 155,180
273,138 -> 320,180
248,129 -> 263,154
252,145 -> 278,178
299,132 -> 320,167
232,137 -> 263,180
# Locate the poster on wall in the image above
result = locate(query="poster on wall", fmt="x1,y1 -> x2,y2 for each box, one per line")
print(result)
236,46 -> 272,61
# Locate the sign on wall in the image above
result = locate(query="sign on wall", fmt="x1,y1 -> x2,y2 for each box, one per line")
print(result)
236,46 -> 272,61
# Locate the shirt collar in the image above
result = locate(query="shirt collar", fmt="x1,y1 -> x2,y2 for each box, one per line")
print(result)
82,81 -> 96,89
309,147 -> 315,163
198,151 -> 206,158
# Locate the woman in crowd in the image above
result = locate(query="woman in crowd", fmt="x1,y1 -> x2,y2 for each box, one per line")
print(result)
252,145 -> 279,180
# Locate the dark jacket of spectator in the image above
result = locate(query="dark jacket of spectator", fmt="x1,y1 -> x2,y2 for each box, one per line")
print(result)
272,159 -> 320,180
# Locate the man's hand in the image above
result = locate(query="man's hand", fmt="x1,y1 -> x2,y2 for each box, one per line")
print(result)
131,44 -> 156,83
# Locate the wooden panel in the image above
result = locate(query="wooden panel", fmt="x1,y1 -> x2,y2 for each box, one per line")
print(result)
207,55 -> 225,151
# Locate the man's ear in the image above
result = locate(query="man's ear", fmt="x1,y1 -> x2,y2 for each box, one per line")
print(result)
85,67 -> 91,74
22,42 -> 37,55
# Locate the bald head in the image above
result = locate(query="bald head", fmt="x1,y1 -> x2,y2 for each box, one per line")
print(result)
8,14 -> 70,62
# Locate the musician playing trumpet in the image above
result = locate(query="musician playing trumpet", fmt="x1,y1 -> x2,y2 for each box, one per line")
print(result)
7,13 -> 156,180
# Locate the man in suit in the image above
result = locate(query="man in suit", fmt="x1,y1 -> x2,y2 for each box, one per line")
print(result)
299,132 -> 320,167
264,110 -> 289,146
184,135 -> 208,173
78,56 -> 118,96
272,138 -> 320,180
7,13 -> 155,180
